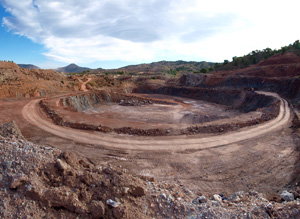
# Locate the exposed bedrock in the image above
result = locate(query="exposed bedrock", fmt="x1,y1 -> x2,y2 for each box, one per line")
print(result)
61,92 -> 113,112
134,86 -> 278,113
178,74 -> 300,108
60,91 -> 171,112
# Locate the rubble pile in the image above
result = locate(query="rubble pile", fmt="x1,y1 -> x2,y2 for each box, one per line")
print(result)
0,122 -> 299,218
118,98 -> 152,106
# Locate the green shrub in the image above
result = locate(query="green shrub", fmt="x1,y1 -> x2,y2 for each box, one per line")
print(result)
167,69 -> 177,76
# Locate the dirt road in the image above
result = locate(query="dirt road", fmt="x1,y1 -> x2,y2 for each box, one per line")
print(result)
78,77 -> 91,92
22,91 -> 290,152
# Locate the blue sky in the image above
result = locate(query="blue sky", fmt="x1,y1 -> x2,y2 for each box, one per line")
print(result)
0,7 -> 47,64
1,0 -> 300,69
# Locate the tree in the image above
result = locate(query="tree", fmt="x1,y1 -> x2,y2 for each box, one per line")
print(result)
294,40 -> 300,49
167,69 -> 177,76
251,56 -> 257,64
200,68 -> 208,73
214,63 -> 221,69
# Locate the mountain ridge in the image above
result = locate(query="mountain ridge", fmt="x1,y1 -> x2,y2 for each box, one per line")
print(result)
18,64 -> 40,69
56,63 -> 91,73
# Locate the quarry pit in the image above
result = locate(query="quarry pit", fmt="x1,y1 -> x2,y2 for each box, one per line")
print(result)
12,83 -> 296,199
37,87 -> 280,136
0,53 -> 300,218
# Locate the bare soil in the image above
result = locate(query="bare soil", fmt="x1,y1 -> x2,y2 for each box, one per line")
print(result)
62,94 -> 239,129
0,56 -> 299,218
0,89 -> 296,201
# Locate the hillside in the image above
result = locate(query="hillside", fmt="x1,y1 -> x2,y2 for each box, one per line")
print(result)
56,63 -> 91,73
215,40 -> 300,71
177,52 -> 300,109
119,60 -> 215,73
18,64 -> 40,69
90,60 -> 215,75
0,61 -> 74,98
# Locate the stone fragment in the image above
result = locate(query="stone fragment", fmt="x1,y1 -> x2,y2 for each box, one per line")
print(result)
280,190 -> 294,202
123,187 -> 129,195
61,151 -> 78,166
130,186 -> 145,197
161,193 -> 167,200
212,194 -> 222,202
198,196 -> 207,203
55,159 -> 70,172
89,200 -> 105,218
113,207 -> 125,219
211,200 -> 221,206
9,174 -> 28,189
228,191 -> 244,202
168,194 -> 175,202
106,199 -> 121,208
267,203 -> 273,209
249,190 -> 258,196
192,196 -> 207,204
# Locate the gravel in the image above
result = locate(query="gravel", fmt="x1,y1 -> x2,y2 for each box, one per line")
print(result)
0,121 -> 300,218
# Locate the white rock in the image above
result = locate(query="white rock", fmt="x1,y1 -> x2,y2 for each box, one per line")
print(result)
212,194 -> 222,202
199,196 -> 207,203
106,199 -> 121,208
167,194 -> 175,202
55,159 -> 70,172
123,187 -> 129,194
280,190 -> 294,202
161,193 -> 167,200
267,203 -> 273,209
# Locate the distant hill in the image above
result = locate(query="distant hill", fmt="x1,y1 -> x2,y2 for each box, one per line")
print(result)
97,60 -> 215,74
56,63 -> 90,73
18,64 -> 39,69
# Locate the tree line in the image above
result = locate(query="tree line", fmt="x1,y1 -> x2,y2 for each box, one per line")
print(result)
213,40 -> 300,71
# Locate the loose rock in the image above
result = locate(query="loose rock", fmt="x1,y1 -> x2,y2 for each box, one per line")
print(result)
9,174 -> 28,189
280,191 -> 294,202
106,199 -> 121,208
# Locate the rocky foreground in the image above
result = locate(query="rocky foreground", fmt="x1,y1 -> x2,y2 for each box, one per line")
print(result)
0,121 -> 299,218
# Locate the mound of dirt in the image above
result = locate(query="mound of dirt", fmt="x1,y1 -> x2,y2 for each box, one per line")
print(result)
118,98 -> 152,106
0,121 -> 24,139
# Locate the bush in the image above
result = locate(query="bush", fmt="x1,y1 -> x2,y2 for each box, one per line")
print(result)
200,68 -> 208,73
88,81 -> 97,87
167,69 -> 177,76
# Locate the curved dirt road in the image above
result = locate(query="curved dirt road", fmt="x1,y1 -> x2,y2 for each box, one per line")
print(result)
22,91 -> 291,151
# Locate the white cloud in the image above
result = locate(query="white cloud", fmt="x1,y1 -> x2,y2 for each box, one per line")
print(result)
1,0 -> 300,66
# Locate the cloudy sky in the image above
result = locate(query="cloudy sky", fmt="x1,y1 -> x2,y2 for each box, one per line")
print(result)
0,0 -> 300,69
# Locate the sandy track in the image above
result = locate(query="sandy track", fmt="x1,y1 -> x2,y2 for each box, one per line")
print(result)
78,77 -> 91,92
22,91 -> 290,152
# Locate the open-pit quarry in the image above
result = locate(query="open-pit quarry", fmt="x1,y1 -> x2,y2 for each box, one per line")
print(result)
18,85 -> 296,197
0,55 -> 300,218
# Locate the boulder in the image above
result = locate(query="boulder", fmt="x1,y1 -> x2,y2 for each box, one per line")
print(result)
280,190 -> 294,202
